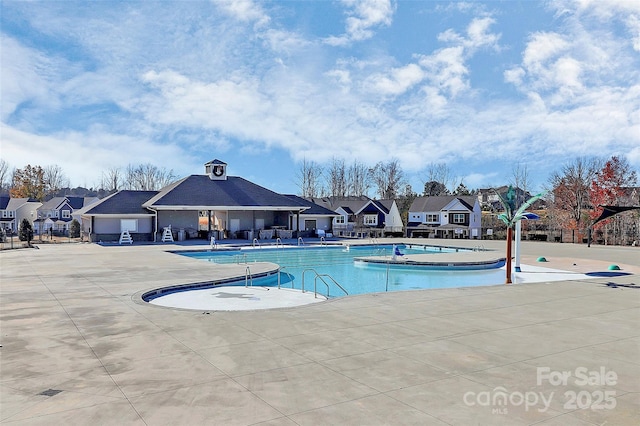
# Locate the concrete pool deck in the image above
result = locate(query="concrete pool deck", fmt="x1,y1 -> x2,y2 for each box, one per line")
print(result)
1,239 -> 638,425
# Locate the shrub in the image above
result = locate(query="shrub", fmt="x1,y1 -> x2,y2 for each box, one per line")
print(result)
69,219 -> 81,238
18,218 -> 33,244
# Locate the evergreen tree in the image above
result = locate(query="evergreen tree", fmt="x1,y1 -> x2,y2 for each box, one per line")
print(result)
18,218 -> 33,245
69,219 -> 81,238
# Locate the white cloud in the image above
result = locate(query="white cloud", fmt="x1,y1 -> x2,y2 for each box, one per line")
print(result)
324,0 -> 395,46
0,36 -> 59,120
0,123 -> 190,187
365,63 -> 424,95
627,14 -> 640,52
1,1 -> 637,192
214,0 -> 270,28
521,32 -> 569,71
465,17 -> 501,50
418,46 -> 469,98
359,16 -> 500,99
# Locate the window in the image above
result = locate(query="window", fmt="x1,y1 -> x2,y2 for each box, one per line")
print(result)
335,216 -> 345,224
452,213 -> 466,223
120,219 -> 138,233
62,210 -> 71,219
364,214 -> 377,226
426,214 -> 439,223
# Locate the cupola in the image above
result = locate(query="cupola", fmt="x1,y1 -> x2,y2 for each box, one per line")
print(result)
204,159 -> 227,180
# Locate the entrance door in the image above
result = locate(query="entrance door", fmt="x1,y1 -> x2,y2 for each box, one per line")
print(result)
230,219 -> 240,237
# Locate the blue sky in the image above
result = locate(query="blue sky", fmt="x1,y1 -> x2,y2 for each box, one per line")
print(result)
2,0 -> 639,195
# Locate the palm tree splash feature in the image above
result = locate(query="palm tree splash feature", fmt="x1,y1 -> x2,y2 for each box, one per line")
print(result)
495,186 -> 546,284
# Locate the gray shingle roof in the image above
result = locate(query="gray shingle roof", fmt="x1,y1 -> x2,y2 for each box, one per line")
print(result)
409,196 -> 477,212
284,195 -> 339,216
307,196 -> 374,215
81,191 -> 158,215
144,175 -> 307,209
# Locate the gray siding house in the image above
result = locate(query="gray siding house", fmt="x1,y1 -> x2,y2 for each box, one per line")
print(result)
309,196 -> 403,238
78,191 -> 158,242
407,195 -> 481,239
80,160 -> 311,242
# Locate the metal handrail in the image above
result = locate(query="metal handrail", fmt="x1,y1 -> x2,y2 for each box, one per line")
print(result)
245,266 -> 253,287
277,267 -> 295,289
252,238 -> 261,248
319,236 -> 326,246
275,237 -> 283,249
234,253 -> 248,264
301,268 -> 348,298
298,237 -> 304,246
315,274 -> 348,298
314,276 -> 330,299
374,247 -> 387,257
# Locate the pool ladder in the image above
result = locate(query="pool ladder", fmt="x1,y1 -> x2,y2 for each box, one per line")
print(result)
245,266 -> 253,287
301,268 -> 348,298
276,267 -> 347,299
277,266 -> 295,289
374,247 -> 388,257
234,253 -> 248,264
252,238 -> 261,248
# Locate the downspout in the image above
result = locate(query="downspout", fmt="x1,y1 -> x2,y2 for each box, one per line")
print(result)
147,207 -> 158,242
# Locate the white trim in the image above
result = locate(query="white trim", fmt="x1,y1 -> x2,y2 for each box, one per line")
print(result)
364,214 -> 378,226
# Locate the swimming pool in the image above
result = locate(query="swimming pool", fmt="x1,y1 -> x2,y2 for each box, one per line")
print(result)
177,244 -> 509,297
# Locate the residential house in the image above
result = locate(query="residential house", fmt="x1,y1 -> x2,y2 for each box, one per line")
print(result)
477,186 -> 542,211
284,195 -> 339,238
78,191 -> 159,242
36,196 -> 100,235
0,197 -> 43,234
407,195 -> 481,239
80,160 -> 311,242
308,196 -> 404,238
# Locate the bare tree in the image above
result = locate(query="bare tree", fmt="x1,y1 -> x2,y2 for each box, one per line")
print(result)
326,157 -> 347,197
0,159 -> 9,192
422,162 -> 453,194
548,157 -> 602,236
101,167 -> 124,192
43,164 -> 69,196
124,163 -> 176,191
509,163 -> 532,208
296,159 -> 324,198
370,159 -> 405,199
347,160 -> 370,197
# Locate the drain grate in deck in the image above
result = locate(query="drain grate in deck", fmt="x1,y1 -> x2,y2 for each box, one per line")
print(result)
38,389 -> 63,397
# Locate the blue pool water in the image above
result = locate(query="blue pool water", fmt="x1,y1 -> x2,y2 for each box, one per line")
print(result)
179,245 -> 507,297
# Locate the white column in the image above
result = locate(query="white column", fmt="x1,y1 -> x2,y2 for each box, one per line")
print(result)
514,220 -> 522,272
